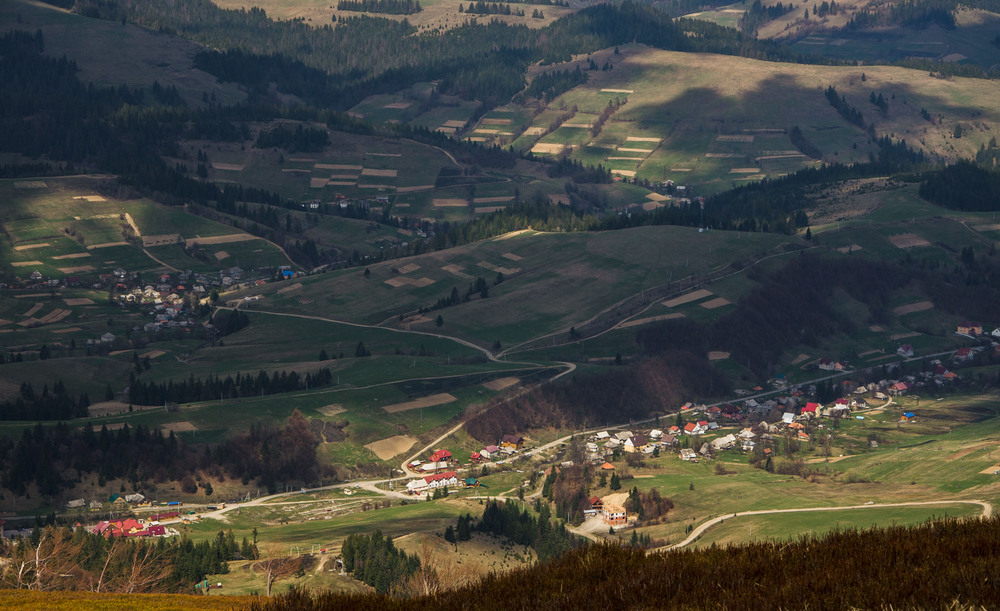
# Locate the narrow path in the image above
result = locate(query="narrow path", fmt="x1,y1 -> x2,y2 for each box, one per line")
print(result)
665,500 -> 994,551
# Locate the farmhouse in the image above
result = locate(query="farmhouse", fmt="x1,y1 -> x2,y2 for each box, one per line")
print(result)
956,322 -> 983,337
897,345 -> 914,357
678,448 -> 698,461
500,435 -> 524,450
624,434 -> 648,453
601,493 -> 628,527
710,434 -> 737,451
954,348 -> 974,363
428,449 -> 452,463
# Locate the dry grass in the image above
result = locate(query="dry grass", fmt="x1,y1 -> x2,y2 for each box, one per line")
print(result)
382,393 -> 456,414
893,301 -> 934,315
364,435 -> 417,460
662,289 -> 713,308
889,233 -> 932,249
0,590 -> 252,610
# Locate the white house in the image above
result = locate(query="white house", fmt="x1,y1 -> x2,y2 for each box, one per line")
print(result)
678,448 -> 698,461
709,434 -> 737,451
594,431 -> 610,441
424,471 -> 458,489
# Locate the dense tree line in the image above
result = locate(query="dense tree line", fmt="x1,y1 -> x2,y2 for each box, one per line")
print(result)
255,124 -> 330,152
739,0 -> 793,35
340,531 -> 420,594
460,2 -> 526,16
845,0 -> 956,30
825,85 -> 865,128
337,0 -> 422,14
919,160 -> 1000,211
214,410 -> 325,489
126,367 -> 334,406
477,499 -> 579,562
0,381 -> 90,422
788,126 -> 822,159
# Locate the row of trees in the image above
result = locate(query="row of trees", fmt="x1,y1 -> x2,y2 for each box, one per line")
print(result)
340,531 -> 420,594
126,367 -> 334,406
337,0 -> 422,14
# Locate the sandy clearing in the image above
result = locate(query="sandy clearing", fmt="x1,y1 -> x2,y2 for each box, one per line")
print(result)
12,261 -> 42,267
530,143 -> 565,154
889,233 -> 931,248
310,177 -> 329,188
611,169 -> 636,177
58,266 -> 96,274
980,465 -> 1000,474
502,252 -> 523,261
398,263 -> 421,274
384,277 -> 410,287
433,198 -> 468,207
277,282 -> 303,294
87,242 -> 128,249
475,206 -> 505,214
214,251 -> 230,261
362,168 -> 398,177
140,350 -> 166,359
383,102 -> 412,109
316,164 -> 363,171
641,202 -> 664,211
162,421 -> 198,432
23,303 -> 44,317
436,126 -> 457,134
72,195 -> 107,202
645,193 -> 669,201
708,351 -> 730,361
383,393 -> 456,414
474,128 -> 502,135
663,289 -> 713,307
474,196 -> 514,203
618,312 -> 685,328
617,147 -> 654,153
837,244 -> 863,253
319,404 -> 346,417
757,154 -> 807,160
211,162 -> 244,171
627,136 -> 661,143
791,353 -> 810,365
365,435 -> 418,460
890,332 -> 922,341
717,135 -> 754,142
483,377 -> 520,391
14,243 -> 49,251
443,119 -> 467,128
949,441 -> 999,461
397,184 -> 434,193
187,233 -> 256,245
893,301 -> 934,315
52,252 -> 91,260
701,297 -> 732,310
601,88 -> 633,93
561,123 -> 592,128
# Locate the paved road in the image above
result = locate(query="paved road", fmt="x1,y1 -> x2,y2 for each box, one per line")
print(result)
664,499 -> 994,551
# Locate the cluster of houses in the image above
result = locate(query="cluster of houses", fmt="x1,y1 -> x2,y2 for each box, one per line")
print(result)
91,517 -> 178,539
66,493 -> 149,512
407,435 -> 526,476
403,471 -> 483,495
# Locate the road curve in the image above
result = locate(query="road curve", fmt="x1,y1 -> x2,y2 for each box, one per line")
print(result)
664,499 -> 993,551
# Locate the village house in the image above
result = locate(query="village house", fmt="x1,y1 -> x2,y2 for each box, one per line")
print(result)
709,434 -> 737,451
954,347 -> 974,363
428,449 -> 452,463
624,434 -> 648,453
897,344 -> 914,358
818,358 -> 846,371
594,431 -> 610,441
956,322 -> 983,337
500,435 -> 524,451
601,493 -> 628,527
678,448 -> 698,461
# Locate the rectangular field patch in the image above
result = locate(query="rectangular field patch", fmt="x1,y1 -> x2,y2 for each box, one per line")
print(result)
618,312 -> 685,329
362,168 -> 398,177
315,164 -> 363,171
397,185 -> 434,193
717,135 -> 754,142
433,198 -> 468,207
58,266 -> 96,274
382,392 -> 456,413
889,233 -> 931,248
64,298 -> 94,306
364,435 -> 417,460
12,261 -> 42,267
14,243 -> 49,251
663,289 -> 713,307
52,252 -> 91,260
893,301 -> 933,315
701,297 -> 731,309
482,377 -> 520,391
211,162 -> 244,171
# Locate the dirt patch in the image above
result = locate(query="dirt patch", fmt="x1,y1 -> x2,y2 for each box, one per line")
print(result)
477,261 -> 519,275
474,196 -> 514,203
611,170 -> 636,177
64,297 -> 94,306
397,184 -> 434,193
277,283 -> 303,294
869,325 -> 886,332
38,309 -> 71,324
214,251 -> 230,261
523,127 -> 545,136
530,143 -> 565,155
14,243 -> 49,251
701,297 -> 731,309
382,393 -> 456,414
645,193 -> 669,202
893,301 -> 933,315
483,377 -> 520,391
663,289 -> 713,308
188,233 -> 256,245
482,118 -> 512,125
162,421 -> 198,433
642,202 -> 664,211
23,303 -> 43,317
12,261 -> 43,267
362,168 -> 398,177
318,404 -> 346,417
0,319 -> 10,326
383,102 -> 412,109
502,252 -> 523,261
384,277 -> 410,287
717,135 -> 754,142
432,198 -> 468,207
617,147 -> 654,153
443,120 -> 466,128
58,266 -> 96,274
87,401 -> 132,417
364,435 -> 417,460
211,162 -> 244,171
708,351 -> 730,361
72,195 -> 107,202
791,353 -> 810,365
87,242 -> 128,249
618,312 -> 685,329
52,252 -> 91,260
140,350 -> 166,359
410,277 -> 436,287
109,350 -> 132,356
310,178 -> 329,188
442,264 -> 471,278
315,163 -> 363,171
837,244 -> 863,254
397,263 -> 421,274
627,136 -> 661,143
890,331 -> 921,341
949,441 -> 999,462
50,327 -> 81,333
889,233 -> 931,249
601,88 -> 633,93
